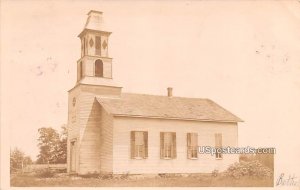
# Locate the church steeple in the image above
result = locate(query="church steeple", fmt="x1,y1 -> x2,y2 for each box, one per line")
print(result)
76,10 -> 113,85
67,10 -> 122,174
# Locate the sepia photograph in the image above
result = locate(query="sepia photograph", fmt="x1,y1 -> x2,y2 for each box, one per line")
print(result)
1,0 -> 300,188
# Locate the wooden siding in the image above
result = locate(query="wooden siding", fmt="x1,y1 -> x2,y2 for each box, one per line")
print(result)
67,84 -> 119,174
113,117 -> 238,174
99,107 -> 113,173
80,84 -> 121,97
102,59 -> 112,78
84,57 -> 94,77
67,87 -> 81,173
78,94 -> 101,174
100,35 -> 109,57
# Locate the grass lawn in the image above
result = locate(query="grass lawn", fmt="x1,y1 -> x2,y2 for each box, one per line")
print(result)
11,173 -> 274,187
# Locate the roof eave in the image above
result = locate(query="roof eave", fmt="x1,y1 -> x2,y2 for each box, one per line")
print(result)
112,114 -> 243,123
78,29 -> 112,38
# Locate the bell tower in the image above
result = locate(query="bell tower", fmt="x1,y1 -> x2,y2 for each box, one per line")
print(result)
77,10 -> 114,86
67,10 -> 121,174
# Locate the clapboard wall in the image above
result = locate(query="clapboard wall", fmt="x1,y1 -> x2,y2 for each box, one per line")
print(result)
67,84 -> 121,174
112,116 -> 239,174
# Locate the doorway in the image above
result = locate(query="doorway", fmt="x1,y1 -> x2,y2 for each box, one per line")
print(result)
70,140 -> 76,172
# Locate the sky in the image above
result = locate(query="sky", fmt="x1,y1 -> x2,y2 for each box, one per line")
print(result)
1,0 -> 300,176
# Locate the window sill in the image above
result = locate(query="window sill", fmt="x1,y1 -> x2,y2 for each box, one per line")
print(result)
132,157 -> 145,160
216,158 -> 223,160
188,157 -> 198,160
162,157 -> 173,160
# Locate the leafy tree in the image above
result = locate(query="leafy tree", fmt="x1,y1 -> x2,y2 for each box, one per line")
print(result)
10,147 -> 32,173
36,125 -> 67,164
56,125 -> 67,163
23,156 -> 33,165
10,148 -> 24,172
36,127 -> 60,164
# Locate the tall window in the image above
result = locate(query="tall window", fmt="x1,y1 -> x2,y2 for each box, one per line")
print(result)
215,133 -> 223,159
79,61 -> 83,79
95,36 -> 101,55
130,131 -> 148,159
70,140 -> 76,172
82,38 -> 86,56
187,133 -> 198,159
95,59 -> 103,77
160,132 -> 176,159
85,37 -> 88,55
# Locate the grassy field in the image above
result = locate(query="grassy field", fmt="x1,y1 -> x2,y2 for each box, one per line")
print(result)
11,173 -> 274,187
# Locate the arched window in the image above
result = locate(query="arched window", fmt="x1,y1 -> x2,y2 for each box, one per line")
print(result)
95,59 -> 103,77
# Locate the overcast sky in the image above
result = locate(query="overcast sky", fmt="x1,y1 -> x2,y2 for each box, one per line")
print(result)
1,0 -> 300,175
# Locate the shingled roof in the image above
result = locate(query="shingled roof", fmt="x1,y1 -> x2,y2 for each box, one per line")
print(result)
96,93 -> 242,122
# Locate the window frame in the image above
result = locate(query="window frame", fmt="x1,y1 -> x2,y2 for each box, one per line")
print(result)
82,38 -> 86,56
79,61 -> 83,79
130,131 -> 148,160
215,133 -> 223,160
187,133 -> 198,159
70,138 -> 77,172
95,59 -> 103,77
160,132 -> 176,160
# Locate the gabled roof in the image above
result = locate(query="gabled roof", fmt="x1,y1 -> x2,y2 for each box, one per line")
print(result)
96,93 -> 243,122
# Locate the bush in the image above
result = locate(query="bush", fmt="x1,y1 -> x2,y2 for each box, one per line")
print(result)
80,172 -> 100,178
239,154 -> 256,162
100,174 -> 113,180
56,168 -> 67,173
212,169 -> 218,177
224,160 -> 273,179
120,172 -> 129,179
35,168 -> 55,178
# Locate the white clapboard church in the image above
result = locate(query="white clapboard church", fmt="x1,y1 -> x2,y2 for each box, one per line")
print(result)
67,10 -> 243,175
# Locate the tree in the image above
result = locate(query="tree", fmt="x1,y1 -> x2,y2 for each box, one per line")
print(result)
36,127 -> 60,164
23,156 -> 33,165
36,126 -> 67,164
10,147 -> 33,173
56,125 -> 67,163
